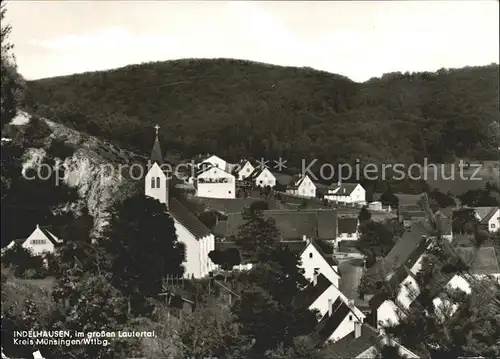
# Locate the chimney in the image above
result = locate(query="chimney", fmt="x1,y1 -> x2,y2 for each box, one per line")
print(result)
36,224 -> 39,229
313,271 -> 318,286
354,321 -> 362,338
328,298 -> 333,316
303,234 -> 308,242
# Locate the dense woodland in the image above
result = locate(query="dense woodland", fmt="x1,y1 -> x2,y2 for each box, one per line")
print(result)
23,59 -> 499,169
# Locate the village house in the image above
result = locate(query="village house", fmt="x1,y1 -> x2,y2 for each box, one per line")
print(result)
194,164 -> 236,199
145,127 -> 216,278
233,159 -> 255,180
337,217 -> 359,241
200,154 -> 228,171
246,167 -> 276,188
324,182 -> 366,205
3,225 -> 63,256
299,237 -> 340,287
472,206 -> 499,232
321,323 -> 420,358
294,271 -> 366,344
286,174 -> 317,198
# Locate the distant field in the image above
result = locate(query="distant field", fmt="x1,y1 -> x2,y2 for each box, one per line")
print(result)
424,167 -> 499,195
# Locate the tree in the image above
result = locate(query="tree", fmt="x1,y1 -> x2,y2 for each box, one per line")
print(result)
1,0 -> 25,133
198,210 -> 219,229
355,220 -> 399,267
459,183 -> 500,207
177,298 -> 246,358
100,193 -> 185,315
1,243 -> 48,278
428,189 -> 455,208
208,248 -> 241,270
358,205 -> 372,222
380,187 -> 399,207
249,200 -> 269,213
233,211 -> 281,263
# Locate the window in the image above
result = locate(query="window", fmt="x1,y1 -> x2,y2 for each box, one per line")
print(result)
246,168 -> 250,172
349,315 -> 353,321
151,177 -> 155,188
156,177 -> 161,188
492,223 -> 496,228
260,180 -> 263,184
228,191 -> 232,194
31,239 -> 46,245
309,252 -> 313,259
347,233 -> 352,237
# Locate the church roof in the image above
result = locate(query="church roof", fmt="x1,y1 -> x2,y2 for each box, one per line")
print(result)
150,135 -> 164,164
169,197 -> 212,240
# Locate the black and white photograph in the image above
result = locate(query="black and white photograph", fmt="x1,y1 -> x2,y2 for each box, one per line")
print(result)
1,1 -> 499,358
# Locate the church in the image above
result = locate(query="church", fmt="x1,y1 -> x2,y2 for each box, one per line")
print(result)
144,125 -> 216,278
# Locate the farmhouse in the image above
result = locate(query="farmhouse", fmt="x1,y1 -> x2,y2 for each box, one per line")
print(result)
324,183 -> 366,205
286,174 -> 317,198
200,154 -> 228,171
4,225 -> 63,256
194,164 -> 236,199
337,217 -> 359,241
247,167 -> 276,188
233,159 -> 255,180
473,206 -> 500,232
145,127 -> 216,278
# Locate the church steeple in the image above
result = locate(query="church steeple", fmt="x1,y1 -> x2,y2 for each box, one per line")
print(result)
150,124 -> 163,165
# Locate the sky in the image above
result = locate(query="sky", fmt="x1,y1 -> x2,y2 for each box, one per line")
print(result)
5,0 -> 499,82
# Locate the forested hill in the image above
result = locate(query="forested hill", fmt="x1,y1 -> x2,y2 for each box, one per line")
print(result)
24,59 -> 499,166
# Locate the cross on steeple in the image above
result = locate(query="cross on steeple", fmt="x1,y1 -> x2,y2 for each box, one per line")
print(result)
154,124 -> 160,136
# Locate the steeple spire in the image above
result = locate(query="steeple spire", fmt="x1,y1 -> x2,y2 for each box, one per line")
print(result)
150,124 -> 163,164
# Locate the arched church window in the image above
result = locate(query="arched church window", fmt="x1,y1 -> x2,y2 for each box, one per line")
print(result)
151,177 -> 155,188
156,177 -> 161,188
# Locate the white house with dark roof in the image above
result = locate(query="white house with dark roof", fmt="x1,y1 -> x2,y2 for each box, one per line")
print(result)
200,154 -> 228,171
337,217 -> 359,241
145,127 -> 216,278
295,271 -> 366,344
473,206 -> 500,232
4,225 -> 63,256
321,323 -> 420,358
247,167 -> 276,188
194,164 -> 236,199
286,174 -> 317,198
300,238 -> 340,287
325,183 -> 366,205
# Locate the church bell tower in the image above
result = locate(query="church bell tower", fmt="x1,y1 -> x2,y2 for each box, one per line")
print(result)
145,124 -> 168,208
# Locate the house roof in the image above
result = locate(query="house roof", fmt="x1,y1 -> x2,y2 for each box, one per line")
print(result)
455,246 -> 500,275
294,273 -> 333,309
364,222 -> 430,291
473,207 -> 498,222
8,226 -> 62,248
479,207 -> 499,225
319,323 -> 379,357
338,217 -> 358,234
247,167 -> 274,181
311,297 -> 353,345
150,135 -> 163,165
368,265 -> 415,310
327,183 -> 359,196
169,197 -> 212,240
301,239 -> 337,267
213,209 -> 338,241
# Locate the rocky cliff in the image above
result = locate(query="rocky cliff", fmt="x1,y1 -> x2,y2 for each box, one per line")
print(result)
12,112 -> 146,238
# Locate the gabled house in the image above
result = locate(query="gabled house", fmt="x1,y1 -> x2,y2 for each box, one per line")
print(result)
286,174 -> 317,198
4,225 -> 63,256
324,183 -> 366,205
233,160 -> 255,181
473,206 -> 500,232
194,164 -> 236,199
294,272 -> 366,344
321,323 -> 420,358
300,238 -> 340,287
337,217 -> 359,241
145,127 -> 216,278
200,155 -> 228,171
247,167 -> 276,188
